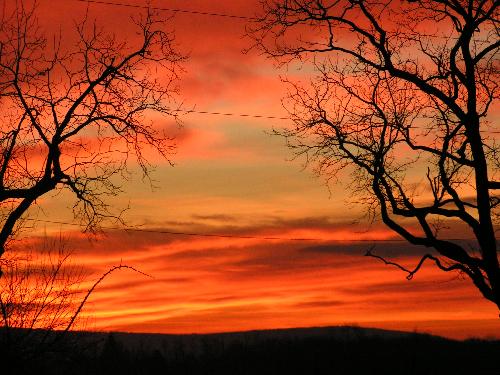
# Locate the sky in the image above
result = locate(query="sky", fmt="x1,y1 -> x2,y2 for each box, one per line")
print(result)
5,0 -> 500,340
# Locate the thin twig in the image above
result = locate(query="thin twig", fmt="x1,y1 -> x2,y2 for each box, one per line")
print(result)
63,264 -> 152,333
365,246 -> 464,280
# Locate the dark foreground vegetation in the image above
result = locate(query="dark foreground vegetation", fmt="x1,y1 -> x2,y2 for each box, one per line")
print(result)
1,326 -> 498,375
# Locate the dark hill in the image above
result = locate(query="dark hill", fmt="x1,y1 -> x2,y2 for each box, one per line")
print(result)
1,325 -> 498,375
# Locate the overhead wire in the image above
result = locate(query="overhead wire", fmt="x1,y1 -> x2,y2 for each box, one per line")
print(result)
72,0 -> 493,42
177,109 -> 500,134
173,109 -> 289,121
25,218 -> 474,243
74,0 -> 255,20
66,0 -> 499,135
29,218 -> 318,241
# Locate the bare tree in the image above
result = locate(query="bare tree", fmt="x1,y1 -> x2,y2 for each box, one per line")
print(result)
0,241 -> 82,332
0,2 -> 185,259
0,238 -> 86,365
0,236 -> 148,368
250,0 -> 500,310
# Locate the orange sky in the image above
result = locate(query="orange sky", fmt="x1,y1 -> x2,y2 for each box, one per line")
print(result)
6,0 -> 500,340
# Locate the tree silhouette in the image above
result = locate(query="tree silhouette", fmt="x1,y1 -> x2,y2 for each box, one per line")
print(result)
251,0 -> 500,310
0,239 -> 85,364
0,236 -> 149,370
0,2 -> 185,259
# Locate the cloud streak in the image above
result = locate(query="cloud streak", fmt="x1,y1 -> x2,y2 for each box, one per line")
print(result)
12,217 -> 499,340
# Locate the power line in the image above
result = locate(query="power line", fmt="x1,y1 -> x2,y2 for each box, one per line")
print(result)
177,108 -> 500,134
65,1 -> 500,136
26,218 -> 343,241
24,218 -> 316,241
27,218 -> 473,243
71,0 -> 492,43
74,0 -> 255,20
175,109 -> 289,121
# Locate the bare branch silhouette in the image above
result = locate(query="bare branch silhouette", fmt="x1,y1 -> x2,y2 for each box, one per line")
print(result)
251,0 -> 500,310
64,263 -> 152,333
0,2 -> 185,258
0,237 -> 151,361
365,246 -> 467,280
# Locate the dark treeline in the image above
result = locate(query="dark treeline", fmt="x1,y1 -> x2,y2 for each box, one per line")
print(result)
1,326 -> 499,375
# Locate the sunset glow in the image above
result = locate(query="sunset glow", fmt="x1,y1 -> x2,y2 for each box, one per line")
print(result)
5,0 -> 500,341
